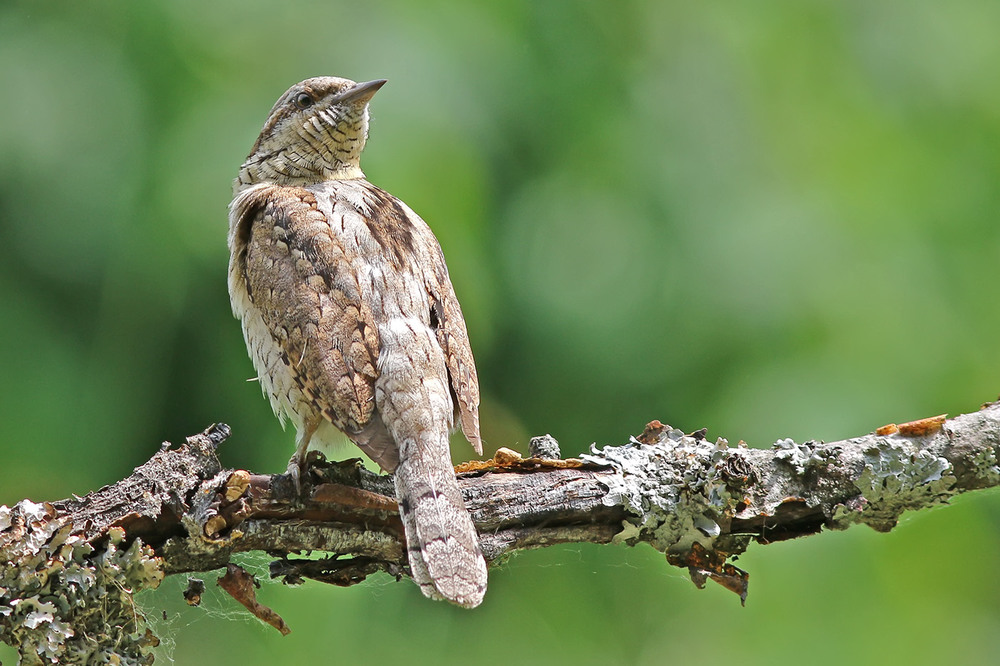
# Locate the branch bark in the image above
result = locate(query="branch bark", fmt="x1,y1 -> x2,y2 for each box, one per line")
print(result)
3,402 -> 1000,664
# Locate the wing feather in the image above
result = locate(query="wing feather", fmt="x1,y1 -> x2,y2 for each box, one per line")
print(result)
428,260 -> 482,454
235,185 -> 380,434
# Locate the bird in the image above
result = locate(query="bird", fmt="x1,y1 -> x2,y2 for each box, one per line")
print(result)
226,76 -> 488,608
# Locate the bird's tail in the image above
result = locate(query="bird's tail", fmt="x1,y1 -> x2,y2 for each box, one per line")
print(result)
393,431 -> 487,608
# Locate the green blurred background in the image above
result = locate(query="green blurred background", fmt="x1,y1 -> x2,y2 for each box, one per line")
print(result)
2,0 -> 1000,663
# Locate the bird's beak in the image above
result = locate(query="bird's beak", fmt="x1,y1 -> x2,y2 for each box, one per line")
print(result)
333,79 -> 388,106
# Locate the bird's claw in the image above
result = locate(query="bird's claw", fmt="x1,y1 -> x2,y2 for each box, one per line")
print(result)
286,455 -> 306,495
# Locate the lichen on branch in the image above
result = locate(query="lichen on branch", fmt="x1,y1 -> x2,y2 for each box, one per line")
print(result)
2,403 -> 999,663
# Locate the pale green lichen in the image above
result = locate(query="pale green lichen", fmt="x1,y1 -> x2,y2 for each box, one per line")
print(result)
1,500 -> 164,665
582,427 -> 740,554
966,445 -> 1000,487
851,439 -> 957,531
859,440 -> 953,493
773,438 -> 837,475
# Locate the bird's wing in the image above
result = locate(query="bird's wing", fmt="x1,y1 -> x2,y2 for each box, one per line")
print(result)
428,254 -> 483,455
231,184 -> 380,435
349,181 -> 483,456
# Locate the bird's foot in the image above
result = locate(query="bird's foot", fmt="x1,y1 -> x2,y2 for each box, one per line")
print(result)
285,454 -> 307,496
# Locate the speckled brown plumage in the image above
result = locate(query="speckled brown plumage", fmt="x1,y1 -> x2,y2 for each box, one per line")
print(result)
227,77 -> 486,607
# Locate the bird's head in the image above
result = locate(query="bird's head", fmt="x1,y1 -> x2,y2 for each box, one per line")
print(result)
236,76 -> 387,190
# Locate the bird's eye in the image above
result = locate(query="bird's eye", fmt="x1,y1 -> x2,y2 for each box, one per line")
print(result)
293,92 -> 314,109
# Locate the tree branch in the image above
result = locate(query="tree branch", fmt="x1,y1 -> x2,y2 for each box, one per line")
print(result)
3,401 -> 999,663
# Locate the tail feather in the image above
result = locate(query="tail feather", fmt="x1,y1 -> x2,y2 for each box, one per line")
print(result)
394,435 -> 487,608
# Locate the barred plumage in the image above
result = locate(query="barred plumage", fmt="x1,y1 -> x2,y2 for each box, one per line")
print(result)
227,77 -> 487,607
